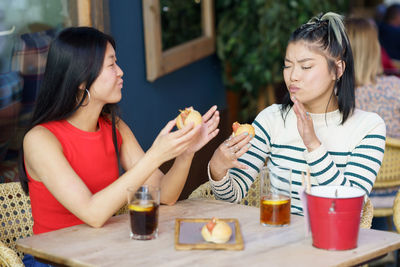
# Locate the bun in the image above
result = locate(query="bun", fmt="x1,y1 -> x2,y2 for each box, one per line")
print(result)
201,217 -> 232,244
176,107 -> 202,129
232,121 -> 255,137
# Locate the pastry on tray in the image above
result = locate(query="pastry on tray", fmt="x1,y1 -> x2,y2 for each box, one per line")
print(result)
201,217 -> 232,244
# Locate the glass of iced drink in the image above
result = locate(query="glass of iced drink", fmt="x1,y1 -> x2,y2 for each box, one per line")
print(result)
260,166 -> 292,226
127,185 -> 160,240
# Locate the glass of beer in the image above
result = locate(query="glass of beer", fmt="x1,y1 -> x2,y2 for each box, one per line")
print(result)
260,166 -> 292,226
127,185 -> 160,240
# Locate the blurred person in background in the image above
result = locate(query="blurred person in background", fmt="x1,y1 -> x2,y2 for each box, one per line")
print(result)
378,3 -> 400,61
346,17 -> 400,139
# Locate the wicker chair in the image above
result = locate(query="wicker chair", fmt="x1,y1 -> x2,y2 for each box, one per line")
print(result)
393,190 -> 400,233
370,137 -> 400,219
188,178 -> 261,207
115,204 -> 129,216
0,182 -> 33,267
189,178 -> 374,229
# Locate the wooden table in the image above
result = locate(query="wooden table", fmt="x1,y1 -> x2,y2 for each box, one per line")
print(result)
17,199 -> 400,267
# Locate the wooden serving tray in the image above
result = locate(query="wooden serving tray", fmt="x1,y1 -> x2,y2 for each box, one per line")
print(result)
174,218 -> 244,250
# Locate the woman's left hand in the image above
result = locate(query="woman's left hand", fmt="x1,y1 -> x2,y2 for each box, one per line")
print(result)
185,105 -> 220,154
291,96 -> 321,152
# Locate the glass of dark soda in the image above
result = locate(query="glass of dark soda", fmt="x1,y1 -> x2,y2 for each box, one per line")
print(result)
127,185 -> 160,240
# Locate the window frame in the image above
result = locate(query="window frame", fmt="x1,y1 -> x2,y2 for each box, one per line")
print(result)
142,0 -> 215,82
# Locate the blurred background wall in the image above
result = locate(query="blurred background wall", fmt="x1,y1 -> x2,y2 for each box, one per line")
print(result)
108,0 -> 226,151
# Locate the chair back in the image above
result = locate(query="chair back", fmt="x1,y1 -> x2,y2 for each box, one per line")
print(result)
393,190 -> 400,233
189,176 -> 373,229
114,204 -> 129,216
360,198 -> 374,229
188,181 -> 215,200
374,137 -> 400,188
188,176 -> 260,205
0,182 -> 33,259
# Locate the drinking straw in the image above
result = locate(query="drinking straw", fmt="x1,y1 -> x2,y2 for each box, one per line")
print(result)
306,168 -> 311,194
300,171 -> 310,236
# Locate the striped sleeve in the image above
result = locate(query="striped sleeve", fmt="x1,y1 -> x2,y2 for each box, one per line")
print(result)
208,115 -> 271,202
304,121 -> 386,196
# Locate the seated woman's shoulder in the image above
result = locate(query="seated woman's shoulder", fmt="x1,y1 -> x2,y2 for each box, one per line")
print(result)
23,125 -> 59,147
254,104 -> 283,122
26,125 -> 51,136
384,74 -> 400,81
352,108 -> 385,125
259,104 -> 282,115
379,75 -> 400,85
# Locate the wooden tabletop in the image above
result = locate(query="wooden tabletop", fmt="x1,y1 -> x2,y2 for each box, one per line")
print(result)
17,199 -> 400,267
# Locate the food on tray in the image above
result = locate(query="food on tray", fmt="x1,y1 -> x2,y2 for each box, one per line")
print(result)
201,217 -> 232,244
232,121 -> 255,137
176,107 -> 202,129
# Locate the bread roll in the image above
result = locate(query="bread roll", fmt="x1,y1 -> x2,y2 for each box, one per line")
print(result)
201,218 -> 232,244
176,107 -> 202,129
232,121 -> 255,137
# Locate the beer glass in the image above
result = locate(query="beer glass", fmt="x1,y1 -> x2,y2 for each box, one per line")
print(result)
260,166 -> 292,226
127,185 -> 160,240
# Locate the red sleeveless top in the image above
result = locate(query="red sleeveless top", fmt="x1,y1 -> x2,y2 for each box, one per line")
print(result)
27,117 -> 122,234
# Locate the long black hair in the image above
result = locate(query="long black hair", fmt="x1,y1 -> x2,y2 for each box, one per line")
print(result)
18,27 -> 121,194
281,12 -> 355,124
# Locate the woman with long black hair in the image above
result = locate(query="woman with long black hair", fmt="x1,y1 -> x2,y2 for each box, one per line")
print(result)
19,27 -> 219,238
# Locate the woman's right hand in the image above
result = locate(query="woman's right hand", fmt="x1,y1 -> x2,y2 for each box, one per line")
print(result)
148,119 -> 201,165
291,96 -> 321,152
209,133 -> 252,181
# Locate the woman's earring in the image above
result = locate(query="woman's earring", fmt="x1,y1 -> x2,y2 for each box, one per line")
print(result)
335,77 -> 340,95
85,88 -> 91,103
80,88 -> 91,107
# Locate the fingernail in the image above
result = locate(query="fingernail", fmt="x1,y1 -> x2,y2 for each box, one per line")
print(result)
250,134 -> 253,138
247,144 -> 252,148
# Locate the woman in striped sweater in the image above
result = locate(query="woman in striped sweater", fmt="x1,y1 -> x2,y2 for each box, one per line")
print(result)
208,12 -> 386,214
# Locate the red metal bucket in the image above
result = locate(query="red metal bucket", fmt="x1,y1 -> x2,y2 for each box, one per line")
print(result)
306,186 -> 365,250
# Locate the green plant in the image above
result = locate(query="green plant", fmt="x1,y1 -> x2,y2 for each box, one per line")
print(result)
216,0 -> 349,122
